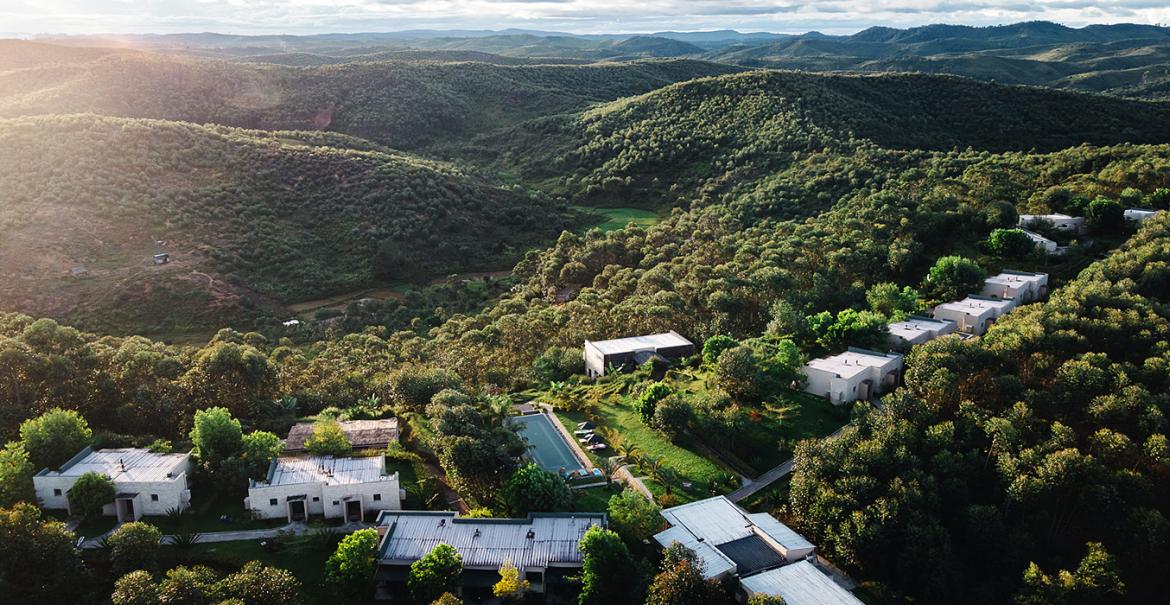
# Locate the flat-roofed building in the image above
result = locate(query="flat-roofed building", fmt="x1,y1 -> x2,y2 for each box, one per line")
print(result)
801,348 -> 904,405
1017,229 -> 1060,254
981,270 -> 1049,303
583,331 -> 694,378
1019,213 -> 1084,234
245,455 -> 401,523
374,511 -> 605,597
933,295 -> 1017,336
284,418 -> 399,453
740,560 -> 864,605
654,496 -> 815,581
33,447 -> 192,523
887,315 -> 957,348
1125,208 -> 1160,224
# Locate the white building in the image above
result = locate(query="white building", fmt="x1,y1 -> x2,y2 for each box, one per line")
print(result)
33,447 -> 192,523
887,315 -> 957,348
375,511 -> 605,595
933,295 -> 1017,336
1019,213 -> 1084,234
246,455 -> 401,523
1124,208 -> 1160,224
801,348 -> 904,405
1019,229 -> 1059,254
583,331 -> 694,378
654,496 -> 816,581
740,560 -> 864,605
981,270 -> 1049,304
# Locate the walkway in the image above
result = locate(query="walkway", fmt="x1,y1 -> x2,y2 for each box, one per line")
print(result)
727,423 -> 851,503
80,520 -> 372,549
613,464 -> 654,500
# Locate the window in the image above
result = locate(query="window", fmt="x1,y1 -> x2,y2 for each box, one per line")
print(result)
373,493 -> 382,501
312,497 -> 319,502
269,498 -> 278,506
332,500 -> 339,506
54,488 -> 62,496
151,494 -> 159,501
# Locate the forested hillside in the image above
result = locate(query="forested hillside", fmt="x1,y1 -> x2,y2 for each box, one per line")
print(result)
481,70 -> 1170,206
0,49 -> 742,149
0,114 -> 583,334
791,213 -> 1170,603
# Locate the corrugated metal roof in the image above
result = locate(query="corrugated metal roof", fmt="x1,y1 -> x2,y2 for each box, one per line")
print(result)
586,332 -> 692,356
264,455 -> 389,487
653,525 -> 736,579
377,512 -> 605,570
44,448 -> 188,483
741,561 -> 863,605
746,513 -> 815,552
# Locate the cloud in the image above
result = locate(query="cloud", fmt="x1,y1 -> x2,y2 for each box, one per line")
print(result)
4,0 -> 1170,35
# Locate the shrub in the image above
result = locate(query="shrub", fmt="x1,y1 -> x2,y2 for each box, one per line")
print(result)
68,471 -> 115,519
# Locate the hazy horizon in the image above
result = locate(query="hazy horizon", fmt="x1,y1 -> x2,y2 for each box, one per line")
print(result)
4,1 -> 1170,37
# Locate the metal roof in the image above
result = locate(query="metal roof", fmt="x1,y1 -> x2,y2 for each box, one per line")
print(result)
41,447 -> 188,483
657,496 -> 814,579
261,455 -> 390,487
376,512 -> 605,570
653,525 -> 737,579
741,561 -> 864,605
585,331 -> 692,356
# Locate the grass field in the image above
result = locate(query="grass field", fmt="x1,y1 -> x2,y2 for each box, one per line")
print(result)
146,490 -> 284,534
171,533 -> 335,604
580,207 -> 662,232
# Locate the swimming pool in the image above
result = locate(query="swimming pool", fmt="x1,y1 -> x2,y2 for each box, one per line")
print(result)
511,413 -> 586,474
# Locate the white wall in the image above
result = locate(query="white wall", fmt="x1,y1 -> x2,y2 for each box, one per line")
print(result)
247,474 -> 400,521
33,459 -> 192,516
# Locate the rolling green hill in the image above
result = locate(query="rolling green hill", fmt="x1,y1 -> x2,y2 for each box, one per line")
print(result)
0,114 -> 585,334
0,48 -> 743,150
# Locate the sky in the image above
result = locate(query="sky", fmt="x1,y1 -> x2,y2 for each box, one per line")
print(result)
3,0 -> 1170,36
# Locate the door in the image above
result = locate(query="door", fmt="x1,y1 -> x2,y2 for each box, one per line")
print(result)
345,500 -> 362,522
288,500 -> 307,522
117,498 -> 134,523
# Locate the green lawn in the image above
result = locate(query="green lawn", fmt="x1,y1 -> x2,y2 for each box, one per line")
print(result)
572,485 -> 618,513
579,207 -> 661,233
168,534 -> 335,605
146,490 -> 285,534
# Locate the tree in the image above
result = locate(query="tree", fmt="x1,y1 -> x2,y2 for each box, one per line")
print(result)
578,525 -> 641,605
607,489 -> 662,543
715,346 -> 764,403
68,471 -> 114,520
645,557 -> 727,605
747,594 -> 786,605
0,442 -> 35,507
157,565 -> 219,605
532,346 -> 584,383
866,282 -> 921,319
111,570 -> 160,605
651,396 -> 694,439
217,561 -> 305,605
239,431 -> 283,479
189,407 -> 242,469
492,558 -> 530,601
809,309 -> 888,351
108,521 -> 162,575
636,382 -> 672,423
1086,197 -> 1124,233
389,365 -> 462,410
1147,188 -> 1170,210
19,408 -> 92,470
502,463 -> 573,515
1118,187 -> 1143,207
925,255 -> 987,301
431,594 -> 462,605
0,503 -> 89,604
701,335 -> 740,365
304,419 -> 352,457
408,543 -> 462,603
325,528 -> 379,602
987,228 -> 1037,258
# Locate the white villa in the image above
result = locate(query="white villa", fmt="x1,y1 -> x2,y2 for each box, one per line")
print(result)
246,455 -> 401,523
887,315 -> 957,348
933,295 -> 1017,335
1124,208 -> 1160,224
981,270 -> 1049,304
801,348 -> 904,405
583,331 -> 695,378
33,447 -> 192,522
1019,213 -> 1084,234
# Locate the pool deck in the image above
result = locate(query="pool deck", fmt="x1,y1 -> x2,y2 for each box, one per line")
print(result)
535,403 -> 594,472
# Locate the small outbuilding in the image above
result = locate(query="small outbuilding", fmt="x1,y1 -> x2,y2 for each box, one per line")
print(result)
283,419 -> 399,453
33,447 -> 192,523
583,331 -> 694,378
1019,213 -> 1084,234
801,348 -> 904,405
981,270 -> 1049,303
245,455 -> 401,522
932,295 -> 1016,336
1124,208 -> 1160,224
153,253 -> 170,265
1018,229 -> 1059,254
